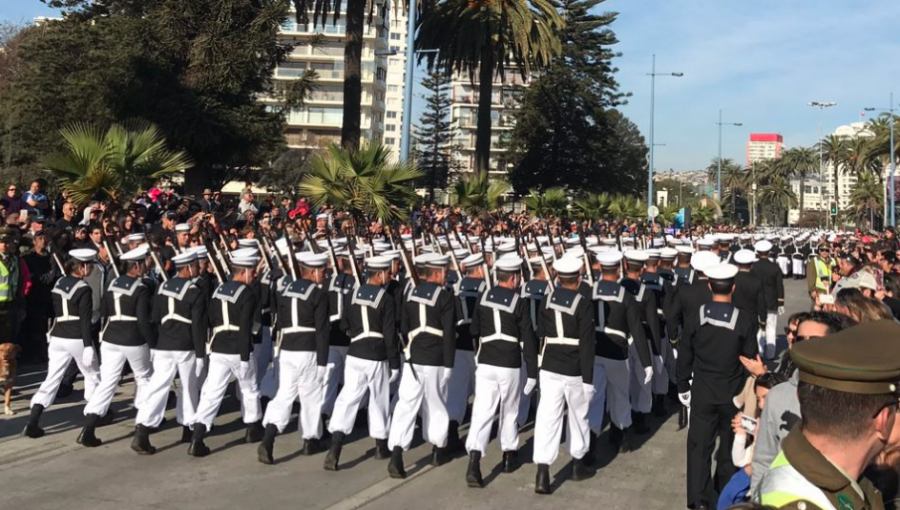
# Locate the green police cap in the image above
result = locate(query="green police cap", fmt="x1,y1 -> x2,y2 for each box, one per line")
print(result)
790,320 -> 900,395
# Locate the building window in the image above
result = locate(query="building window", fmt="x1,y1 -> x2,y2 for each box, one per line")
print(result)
386,124 -> 396,132
388,85 -> 399,92
386,137 -> 396,145
390,33 -> 401,40
390,46 -> 400,52
387,111 -> 397,119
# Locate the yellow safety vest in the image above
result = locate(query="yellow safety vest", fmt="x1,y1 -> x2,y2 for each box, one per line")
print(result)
0,257 -> 12,302
755,451 -> 837,510
814,258 -> 831,292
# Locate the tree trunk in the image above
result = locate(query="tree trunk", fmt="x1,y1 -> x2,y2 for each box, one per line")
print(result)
341,0 -> 365,153
474,45 -> 494,177
833,166 -> 840,229
798,176 -> 805,221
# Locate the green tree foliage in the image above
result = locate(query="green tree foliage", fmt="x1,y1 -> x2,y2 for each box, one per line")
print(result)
451,172 -> 511,215
415,71 -> 453,201
258,149 -> 313,196
848,170 -> 883,230
523,187 -> 568,217
780,146 -> 819,216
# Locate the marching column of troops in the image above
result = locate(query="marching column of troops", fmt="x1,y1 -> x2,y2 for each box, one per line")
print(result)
22,221 -> 797,501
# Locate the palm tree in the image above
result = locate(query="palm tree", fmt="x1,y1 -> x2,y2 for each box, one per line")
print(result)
758,175 -> 798,227
706,158 -> 746,223
523,187 -> 568,217
417,0 -> 563,176
845,136 -> 880,177
298,142 -> 422,222
819,134 -> 849,210
572,192 -> 611,220
44,121 -> 192,206
848,170 -> 884,230
781,146 -> 819,217
690,204 -> 716,227
452,172 -> 511,215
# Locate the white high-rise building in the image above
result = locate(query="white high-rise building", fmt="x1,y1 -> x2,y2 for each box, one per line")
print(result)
383,9 -> 408,161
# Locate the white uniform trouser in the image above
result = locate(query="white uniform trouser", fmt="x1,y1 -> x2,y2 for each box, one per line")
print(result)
323,345 -> 348,416
83,342 -> 152,417
136,350 -> 199,428
446,350 -> 476,423
532,370 -> 590,465
792,258 -> 805,276
763,311 -> 778,358
262,350 -> 323,438
255,327 -> 273,386
193,352 -> 261,430
776,256 -> 789,276
31,337 -> 101,409
589,356 -> 631,432
259,352 -> 279,399
465,364 -> 521,455
628,342 -> 652,414
328,356 -> 390,438
517,360 -> 533,428
388,364 -> 449,450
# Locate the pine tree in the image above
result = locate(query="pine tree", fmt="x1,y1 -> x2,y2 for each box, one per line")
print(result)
415,71 -> 453,202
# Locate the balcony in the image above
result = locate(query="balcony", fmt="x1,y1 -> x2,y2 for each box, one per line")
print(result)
285,131 -> 341,149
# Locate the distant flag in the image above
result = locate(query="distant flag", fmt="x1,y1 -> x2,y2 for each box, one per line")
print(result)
860,110 -> 867,118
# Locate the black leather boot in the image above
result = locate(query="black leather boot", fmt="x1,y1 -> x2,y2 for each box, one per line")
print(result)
619,426 -> 632,453
502,450 -> 519,473
374,438 -> 391,460
432,445 -> 450,467
258,424 -> 278,465
181,425 -> 192,444
652,394 -> 667,417
302,437 -> 321,456
77,413 -> 103,447
465,451 -> 484,488
131,425 -> 156,455
583,433 -> 596,466
634,412 -> 650,434
323,431 -> 343,471
188,424 -> 210,457
571,457 -> 592,481
608,424 -> 623,448
22,404 -> 45,438
97,408 -> 114,427
387,446 -> 406,479
447,420 -> 461,453
245,421 -> 264,444
534,464 -> 551,495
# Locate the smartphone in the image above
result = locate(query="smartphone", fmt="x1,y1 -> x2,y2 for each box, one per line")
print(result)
819,294 -> 835,305
741,414 -> 758,435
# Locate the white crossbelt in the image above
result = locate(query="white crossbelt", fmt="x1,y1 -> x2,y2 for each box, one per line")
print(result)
100,292 -> 137,342
350,305 -> 384,343
539,309 -> 580,366
161,297 -> 191,324
209,300 -> 239,354
480,309 -> 517,343
57,298 -> 78,322
406,302 -> 443,358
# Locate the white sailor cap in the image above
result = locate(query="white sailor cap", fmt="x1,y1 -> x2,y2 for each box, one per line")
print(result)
660,247 -> 678,259
697,238 -> 715,250
232,253 -> 260,268
541,247 -> 556,258
754,240 -> 773,253
382,249 -> 401,261
563,245 -> 585,260
297,252 -> 329,268
461,253 -> 484,267
553,257 -> 583,276
238,239 -> 259,249
127,233 -> 146,243
718,234 -> 734,243
645,249 -> 661,260
274,237 -> 290,256
70,248 -> 98,263
365,255 -> 393,270
705,263 -> 739,280
588,246 -> 610,255
190,246 -> 208,259
586,237 -> 599,247
529,255 -> 550,267
676,246 -> 695,255
172,251 -> 198,266
651,238 -> 665,248
175,223 -> 191,233
602,238 -> 617,246
496,242 -> 517,254
414,253 -> 450,268
373,242 -> 393,253
690,251 -> 721,273
316,213 -> 329,221
596,250 -> 623,268
495,255 -> 523,272
564,237 -> 581,248
624,250 -> 649,264
230,247 -> 259,260
453,248 -> 470,260
733,249 -> 756,265
121,245 -> 150,261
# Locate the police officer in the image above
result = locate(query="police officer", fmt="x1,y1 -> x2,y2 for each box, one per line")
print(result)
258,252 -> 331,464
465,255 -> 538,488
750,240 -> 784,360
755,320 -> 900,510
621,250 -> 659,434
388,252 -> 456,479
24,249 -> 102,438
0,227 -> 23,345
732,249 -> 766,341
806,244 -> 833,307
133,251 -> 208,454
324,255 -> 399,470
533,257 -> 594,494
677,263 -> 758,510
188,249 -> 263,457
78,245 -> 155,448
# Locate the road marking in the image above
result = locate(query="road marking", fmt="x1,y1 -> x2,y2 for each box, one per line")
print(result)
321,459 -> 434,510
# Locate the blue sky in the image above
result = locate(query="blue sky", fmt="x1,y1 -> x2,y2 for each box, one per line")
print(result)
4,0 -> 899,172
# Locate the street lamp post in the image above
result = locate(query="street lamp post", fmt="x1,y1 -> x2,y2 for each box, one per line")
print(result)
808,101 -> 837,229
647,54 -> 683,222
716,109 -> 742,203
864,93 -> 896,228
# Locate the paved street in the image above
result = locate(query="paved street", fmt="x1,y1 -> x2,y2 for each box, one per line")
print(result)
0,279 -> 811,510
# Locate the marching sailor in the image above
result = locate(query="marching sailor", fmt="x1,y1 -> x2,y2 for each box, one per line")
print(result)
23,249 -> 102,439
78,245 -> 155,448
133,250 -> 208,454
640,249 -> 671,416
533,257 -> 595,495
388,252 -> 457,478
750,240 -> 784,360
188,249 -> 263,457
518,253 -> 552,427
465,255 -> 538,488
323,251 -> 359,419
620,250 -> 659,435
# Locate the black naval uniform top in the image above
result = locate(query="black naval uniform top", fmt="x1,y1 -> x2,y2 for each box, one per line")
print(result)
750,257 -> 784,312
454,276 -> 486,352
733,270 -> 767,328
469,285 -> 539,379
669,274 -> 713,342
341,283 -> 399,369
676,301 -> 757,404
641,270 -> 669,340
385,277 -> 405,336
153,276 -> 208,357
537,287 -> 593,383
522,278 -> 550,332
327,272 -> 357,347
621,275 -> 662,356
100,275 -> 155,347
401,281 -> 456,368
48,275 -> 94,347
208,280 -> 259,362
258,268 -> 276,328
592,280 -> 651,367
657,267 -> 676,285
276,277 -> 330,366
672,266 -> 695,286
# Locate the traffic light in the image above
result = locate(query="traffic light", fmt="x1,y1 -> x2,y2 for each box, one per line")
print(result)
830,201 -> 838,216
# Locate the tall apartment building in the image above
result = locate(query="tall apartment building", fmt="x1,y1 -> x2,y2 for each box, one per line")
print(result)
746,133 -> 783,166
272,10 -> 389,150
383,9 -> 408,161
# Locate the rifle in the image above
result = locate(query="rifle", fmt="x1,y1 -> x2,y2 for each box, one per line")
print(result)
46,236 -> 66,274
439,226 -> 462,276
479,234 -> 493,289
278,228 -> 300,282
334,228 -> 362,287
100,231 -> 120,278
389,225 -> 421,383
576,222 -> 595,286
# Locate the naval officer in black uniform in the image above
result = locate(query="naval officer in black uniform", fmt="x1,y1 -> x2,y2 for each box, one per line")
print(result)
732,249 -> 766,341
750,240 -> 784,360
677,262 -> 758,510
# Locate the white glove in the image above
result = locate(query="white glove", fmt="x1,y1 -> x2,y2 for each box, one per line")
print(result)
389,368 -> 399,384
523,378 -> 537,396
149,349 -> 156,363
582,383 -> 596,401
239,361 -> 251,380
644,366 -> 654,385
440,367 -> 452,389
778,306 -> 785,316
316,365 -> 327,385
82,346 -> 96,367
678,392 -> 691,408
195,358 -> 205,378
